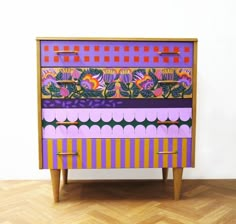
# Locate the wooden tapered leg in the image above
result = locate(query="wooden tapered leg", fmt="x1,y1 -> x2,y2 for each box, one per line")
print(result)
162,168 -> 168,182
62,169 -> 68,185
173,168 -> 183,200
50,169 -> 61,202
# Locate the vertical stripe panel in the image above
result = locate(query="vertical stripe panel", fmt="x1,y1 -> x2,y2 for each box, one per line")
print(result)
86,139 -> 92,169
149,138 -> 154,168
153,138 -> 158,168
62,139 -> 67,169
96,139 -> 102,169
144,139 -> 149,168
77,139 -> 82,169
125,139 -> 130,168
134,138 -> 140,168
115,139 -> 121,168
172,138 -> 178,167
48,139 -> 53,169
168,138 -> 173,168
177,139 -> 182,167
121,139 -> 125,168
111,139 -> 116,168
106,139 -> 111,168
158,139 -> 163,167
82,139 -> 87,169
102,139 -> 106,168
130,139 -> 135,168
72,139 -> 77,169
53,139 -> 58,169
92,139 -> 96,169
67,139 -> 73,169
42,140 -> 48,169
57,139 -> 63,169
187,138 -> 192,167
182,138 -> 187,167
163,139 -> 168,167
139,139 -> 144,168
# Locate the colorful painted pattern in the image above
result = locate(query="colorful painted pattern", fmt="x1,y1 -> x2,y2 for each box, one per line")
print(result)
42,138 -> 192,169
41,68 -> 192,99
41,41 -> 193,67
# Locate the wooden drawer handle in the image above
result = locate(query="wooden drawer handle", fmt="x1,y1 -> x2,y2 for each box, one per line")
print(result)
158,80 -> 179,84
55,50 -> 78,54
56,121 -> 78,125
57,152 -> 78,156
56,80 -> 76,84
158,51 -> 180,55
157,121 -> 179,125
156,150 -> 178,154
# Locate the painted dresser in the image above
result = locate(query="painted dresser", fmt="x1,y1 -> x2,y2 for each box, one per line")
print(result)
37,37 -> 197,202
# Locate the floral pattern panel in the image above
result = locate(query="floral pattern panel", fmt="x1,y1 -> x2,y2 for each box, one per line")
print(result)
41,68 -> 192,99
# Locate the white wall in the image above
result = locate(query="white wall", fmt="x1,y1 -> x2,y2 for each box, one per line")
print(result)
0,0 -> 235,179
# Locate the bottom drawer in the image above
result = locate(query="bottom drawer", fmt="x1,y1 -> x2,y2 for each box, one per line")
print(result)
42,138 -> 192,169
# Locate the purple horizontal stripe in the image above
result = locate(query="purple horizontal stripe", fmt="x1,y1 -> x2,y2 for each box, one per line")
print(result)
41,40 -> 193,67
42,98 -> 192,108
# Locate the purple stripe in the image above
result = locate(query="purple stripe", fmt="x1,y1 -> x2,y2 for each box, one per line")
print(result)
168,139 -> 173,167
158,139 -> 163,167
72,139 -> 77,168
92,139 -> 96,168
82,139 -> 87,168
177,139 -> 182,167
102,139 -> 106,168
139,139 -> 144,168
130,139 -> 135,168
53,139 -> 58,169
62,139 -> 67,169
111,139 -> 116,168
42,99 -> 192,109
42,140 -> 48,169
121,139 -> 125,168
149,139 -> 154,168
187,138 -> 192,167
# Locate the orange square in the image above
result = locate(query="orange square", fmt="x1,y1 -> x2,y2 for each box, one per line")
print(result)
184,47 -> 190,52
94,46 -> 100,51
163,57 -> 169,63
104,56 -> 110,62
153,46 -> 159,52
134,46 -> 139,51
144,56 -> 149,62
54,56 -> 59,62
124,46 -> 129,51
173,57 -> 179,63
74,56 -> 80,62
74,46 -> 80,51
114,46 -> 120,51
44,46 -> 49,51
144,46 -> 149,52
134,56 -> 139,62
124,56 -> 129,62
64,56 -> 69,62
174,46 -> 179,52
53,46 -> 59,51
94,56 -> 100,62
153,56 -> 159,62
84,56 -> 90,62
84,46 -> 90,51
64,46 -> 69,51
163,46 -> 169,52
104,46 -> 110,51
114,56 -> 120,62
44,56 -> 49,62
184,57 -> 190,63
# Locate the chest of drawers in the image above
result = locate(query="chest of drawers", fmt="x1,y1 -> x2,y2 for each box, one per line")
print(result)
37,37 -> 197,202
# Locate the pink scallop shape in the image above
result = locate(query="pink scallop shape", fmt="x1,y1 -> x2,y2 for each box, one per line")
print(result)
79,111 -> 89,122
112,125 -> 123,138
56,110 -> 66,122
167,125 -> 179,137
90,110 -> 100,122
168,109 -> 179,121
43,125 -> 56,138
101,125 -> 112,137
113,111 -> 123,122
179,108 -> 192,121
67,125 -> 79,138
67,110 -> 78,122
157,125 -> 168,137
90,125 -> 101,138
101,111 -> 112,122
79,125 -> 90,137
124,111 -> 135,122
124,125 -> 134,137
55,125 -> 67,138
43,109 -> 55,122
146,111 -> 157,122
157,109 -> 168,121
146,125 -> 157,137
179,125 -> 191,137
135,125 -> 146,137
135,110 -> 146,122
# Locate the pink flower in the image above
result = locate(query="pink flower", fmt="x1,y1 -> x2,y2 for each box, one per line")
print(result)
60,87 -> 69,97
155,70 -> 162,80
153,87 -> 163,97
71,69 -> 81,79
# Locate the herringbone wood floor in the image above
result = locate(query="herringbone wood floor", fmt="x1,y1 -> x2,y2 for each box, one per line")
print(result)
0,179 -> 235,224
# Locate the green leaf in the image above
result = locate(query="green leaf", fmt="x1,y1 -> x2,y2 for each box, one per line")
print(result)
148,70 -> 158,86
173,70 -> 179,81
161,84 -> 169,95
140,90 -> 154,98
120,82 -> 129,91
131,83 -> 139,90
107,82 -> 115,90
133,89 -> 140,97
48,83 -> 60,93
42,86 -> 50,95
172,85 -> 185,98
120,91 -> 129,97
106,90 -> 116,98
81,90 -> 103,98
56,71 -> 63,80
184,86 -> 192,95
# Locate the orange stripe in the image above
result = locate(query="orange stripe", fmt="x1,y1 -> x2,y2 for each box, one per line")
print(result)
173,138 -> 178,167
96,139 -> 102,168
77,139 -> 82,169
106,139 -> 111,168
67,139 -> 73,169
47,139 -> 53,169
163,139 -> 168,167
182,139 -> 187,167
57,139 -> 63,169
153,138 -> 159,168
125,139 -> 130,168
144,139 -> 149,168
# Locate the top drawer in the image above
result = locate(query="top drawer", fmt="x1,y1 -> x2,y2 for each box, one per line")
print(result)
40,40 -> 193,67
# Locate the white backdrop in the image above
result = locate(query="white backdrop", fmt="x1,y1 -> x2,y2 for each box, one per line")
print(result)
0,0 -> 235,179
